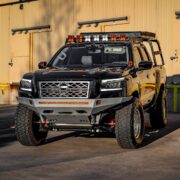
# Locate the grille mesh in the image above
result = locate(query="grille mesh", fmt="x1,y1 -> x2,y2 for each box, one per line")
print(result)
39,81 -> 90,98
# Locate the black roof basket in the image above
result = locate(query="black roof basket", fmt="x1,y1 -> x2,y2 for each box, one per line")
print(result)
80,31 -> 156,39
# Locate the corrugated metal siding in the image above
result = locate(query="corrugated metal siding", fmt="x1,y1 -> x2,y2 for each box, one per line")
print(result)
0,6 -> 10,103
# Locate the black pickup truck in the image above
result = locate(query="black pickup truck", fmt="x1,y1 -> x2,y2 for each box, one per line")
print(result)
15,31 -> 167,149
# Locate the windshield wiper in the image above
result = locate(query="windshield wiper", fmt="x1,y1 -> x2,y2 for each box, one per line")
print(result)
52,65 -> 99,69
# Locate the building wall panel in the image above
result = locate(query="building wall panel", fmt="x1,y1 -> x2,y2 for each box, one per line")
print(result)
0,6 -> 11,103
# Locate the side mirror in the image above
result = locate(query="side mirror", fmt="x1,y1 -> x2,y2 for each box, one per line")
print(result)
38,61 -> 47,69
138,61 -> 152,70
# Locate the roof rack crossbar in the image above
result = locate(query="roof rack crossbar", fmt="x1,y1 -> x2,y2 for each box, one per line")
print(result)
80,31 -> 156,39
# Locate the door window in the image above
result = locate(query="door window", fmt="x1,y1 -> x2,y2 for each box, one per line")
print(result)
142,41 -> 154,62
133,47 -> 142,68
139,46 -> 150,61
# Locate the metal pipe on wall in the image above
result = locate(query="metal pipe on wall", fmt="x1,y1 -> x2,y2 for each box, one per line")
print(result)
0,0 -> 38,7
12,25 -> 51,34
78,16 -> 128,29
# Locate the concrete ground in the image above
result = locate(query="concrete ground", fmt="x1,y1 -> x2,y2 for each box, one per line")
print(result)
0,107 -> 180,180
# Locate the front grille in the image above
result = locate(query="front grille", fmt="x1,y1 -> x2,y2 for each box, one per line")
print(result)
39,81 -> 90,98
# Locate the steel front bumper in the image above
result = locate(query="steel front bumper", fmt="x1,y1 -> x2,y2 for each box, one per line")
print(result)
17,96 -> 133,128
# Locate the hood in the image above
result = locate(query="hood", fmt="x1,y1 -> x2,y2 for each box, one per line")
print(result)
34,67 -> 124,81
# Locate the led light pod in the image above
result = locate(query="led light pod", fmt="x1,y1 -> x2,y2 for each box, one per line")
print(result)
102,34 -> 108,41
93,35 -> 99,42
84,35 -> 91,42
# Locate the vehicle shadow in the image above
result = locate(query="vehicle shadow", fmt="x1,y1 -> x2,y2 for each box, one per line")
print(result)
0,107 -> 17,147
0,111 -> 179,148
45,113 -> 180,148
45,131 -> 81,145
143,113 -> 180,146
0,128 -> 16,147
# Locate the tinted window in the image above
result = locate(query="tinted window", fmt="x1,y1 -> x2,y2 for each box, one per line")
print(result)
139,47 -> 149,61
142,41 -> 153,62
51,45 -> 129,67
133,47 -> 142,67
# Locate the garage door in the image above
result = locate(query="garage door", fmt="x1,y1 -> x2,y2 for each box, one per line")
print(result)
9,33 -> 30,83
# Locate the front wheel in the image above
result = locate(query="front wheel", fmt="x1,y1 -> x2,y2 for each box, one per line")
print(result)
15,104 -> 48,146
115,98 -> 145,149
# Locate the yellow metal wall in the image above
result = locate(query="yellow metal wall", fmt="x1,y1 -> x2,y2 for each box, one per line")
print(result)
0,0 -> 180,104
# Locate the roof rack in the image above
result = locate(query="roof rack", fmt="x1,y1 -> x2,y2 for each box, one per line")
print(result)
65,31 -> 156,45
80,31 -> 156,39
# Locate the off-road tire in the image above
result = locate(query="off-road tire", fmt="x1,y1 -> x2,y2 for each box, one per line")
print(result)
150,90 -> 167,129
115,98 -> 145,149
15,104 -> 48,146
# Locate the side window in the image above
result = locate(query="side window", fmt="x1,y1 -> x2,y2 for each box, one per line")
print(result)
151,41 -> 163,66
139,47 -> 150,61
133,47 -> 142,68
142,41 -> 154,64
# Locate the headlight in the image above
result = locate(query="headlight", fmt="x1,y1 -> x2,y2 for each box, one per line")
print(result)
20,79 -> 32,92
101,78 -> 125,91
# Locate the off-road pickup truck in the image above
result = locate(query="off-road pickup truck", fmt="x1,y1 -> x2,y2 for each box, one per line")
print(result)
15,31 -> 167,149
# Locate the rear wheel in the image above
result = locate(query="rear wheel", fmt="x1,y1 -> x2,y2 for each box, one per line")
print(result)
15,104 -> 48,146
115,98 -> 145,149
150,90 -> 167,128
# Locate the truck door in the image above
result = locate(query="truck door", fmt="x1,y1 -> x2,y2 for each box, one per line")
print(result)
9,33 -> 30,83
9,33 -> 30,104
133,46 -> 147,105
138,45 -> 156,105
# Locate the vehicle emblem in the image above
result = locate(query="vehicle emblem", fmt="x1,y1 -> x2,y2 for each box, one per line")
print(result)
60,85 -> 68,90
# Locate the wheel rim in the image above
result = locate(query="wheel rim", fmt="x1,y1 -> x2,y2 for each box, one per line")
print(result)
133,109 -> 141,139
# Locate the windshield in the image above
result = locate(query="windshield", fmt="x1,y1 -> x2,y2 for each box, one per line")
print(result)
51,45 -> 129,68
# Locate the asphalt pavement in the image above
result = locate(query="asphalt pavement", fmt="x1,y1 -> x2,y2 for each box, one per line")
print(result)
0,106 -> 180,180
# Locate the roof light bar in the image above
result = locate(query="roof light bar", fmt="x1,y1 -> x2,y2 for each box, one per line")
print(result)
66,31 -> 156,44
81,32 -> 156,38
